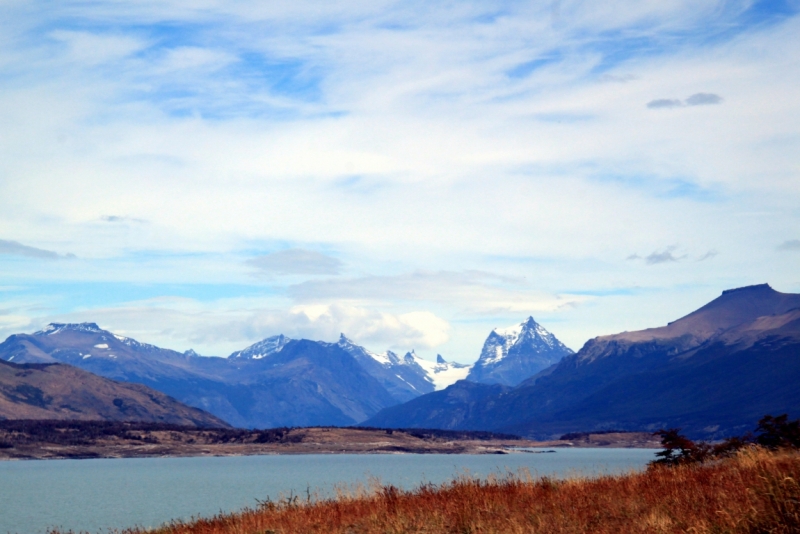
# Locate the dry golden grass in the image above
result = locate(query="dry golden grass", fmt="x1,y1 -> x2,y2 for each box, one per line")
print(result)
66,448 -> 800,534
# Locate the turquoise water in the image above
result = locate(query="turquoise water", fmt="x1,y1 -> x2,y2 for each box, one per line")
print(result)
0,449 -> 656,533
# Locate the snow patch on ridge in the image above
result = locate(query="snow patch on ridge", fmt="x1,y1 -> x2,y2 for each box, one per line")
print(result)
34,323 -> 103,336
403,350 -> 471,390
229,334 -> 291,359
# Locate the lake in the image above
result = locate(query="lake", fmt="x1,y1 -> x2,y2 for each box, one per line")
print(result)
0,449 -> 656,533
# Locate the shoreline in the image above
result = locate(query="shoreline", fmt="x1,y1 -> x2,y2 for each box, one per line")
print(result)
0,424 -> 661,460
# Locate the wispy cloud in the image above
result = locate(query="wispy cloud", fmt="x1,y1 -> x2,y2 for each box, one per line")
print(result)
686,92 -> 722,106
101,215 -> 146,224
646,247 -> 685,265
697,249 -> 718,261
647,93 -> 723,109
0,1 -> 798,356
0,240 -> 75,260
647,98 -> 683,109
628,246 -> 687,265
288,270 -> 587,315
43,298 -> 451,354
777,239 -> 800,251
246,249 -> 342,275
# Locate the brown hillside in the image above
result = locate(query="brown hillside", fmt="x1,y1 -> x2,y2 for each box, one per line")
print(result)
0,359 -> 228,427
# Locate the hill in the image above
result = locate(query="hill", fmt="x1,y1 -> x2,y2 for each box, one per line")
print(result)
0,358 -> 227,427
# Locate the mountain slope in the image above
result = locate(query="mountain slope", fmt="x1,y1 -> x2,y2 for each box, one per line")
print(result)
221,339 -> 398,427
336,335 -> 435,402
510,306 -> 800,438
363,380 -> 510,430
466,317 -> 573,386
0,358 -> 227,426
0,325 -> 400,428
365,284 -> 800,439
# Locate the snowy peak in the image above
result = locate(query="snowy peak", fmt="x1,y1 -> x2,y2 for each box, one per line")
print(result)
337,334 -> 398,366
35,322 -> 104,336
229,334 -> 291,360
467,317 -> 573,386
482,317 -> 571,364
336,337 -> 469,396
31,323 -> 160,352
335,337 -> 433,401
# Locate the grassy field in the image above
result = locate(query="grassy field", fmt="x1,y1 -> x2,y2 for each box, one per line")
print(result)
84,447 -> 799,534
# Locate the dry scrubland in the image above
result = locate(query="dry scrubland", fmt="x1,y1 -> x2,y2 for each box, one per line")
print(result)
64,447 -> 798,534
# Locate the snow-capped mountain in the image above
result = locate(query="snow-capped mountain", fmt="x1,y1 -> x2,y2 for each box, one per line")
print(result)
228,334 -> 291,360
335,335 -> 471,401
335,335 -> 433,402
466,317 -> 573,386
35,322 -> 105,336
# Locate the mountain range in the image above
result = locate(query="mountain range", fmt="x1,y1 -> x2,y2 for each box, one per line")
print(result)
0,317 -> 571,427
364,284 -> 800,439
8,283 -> 791,439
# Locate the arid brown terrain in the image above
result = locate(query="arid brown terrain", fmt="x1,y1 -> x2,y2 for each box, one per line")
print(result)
0,359 -> 228,427
0,421 -> 660,460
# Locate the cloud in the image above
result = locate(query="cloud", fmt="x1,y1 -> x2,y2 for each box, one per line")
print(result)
697,249 -> 719,261
647,98 -> 683,109
647,93 -> 724,109
0,1 -> 798,360
627,247 -> 688,265
283,304 -> 450,349
288,270 -> 587,314
597,73 -> 637,83
43,298 -> 451,353
645,247 -> 685,265
101,215 -> 146,223
685,93 -> 723,106
0,240 -> 75,260
777,239 -> 800,251
626,246 -> 687,265
246,249 -> 342,275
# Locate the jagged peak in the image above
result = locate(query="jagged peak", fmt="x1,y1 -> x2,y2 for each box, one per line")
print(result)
183,349 -> 200,357
338,333 -> 356,345
477,317 -> 573,366
436,354 -> 446,364
35,322 -> 104,336
493,316 -> 539,338
229,334 -> 291,359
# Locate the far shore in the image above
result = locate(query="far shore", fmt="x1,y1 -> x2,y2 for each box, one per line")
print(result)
0,422 -> 661,460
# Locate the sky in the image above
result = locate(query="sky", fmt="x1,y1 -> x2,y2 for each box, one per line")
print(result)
1,0 -> 799,362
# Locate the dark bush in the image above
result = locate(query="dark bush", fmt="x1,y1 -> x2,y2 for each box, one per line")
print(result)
755,414 -> 800,449
651,414 -> 800,468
